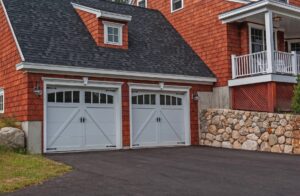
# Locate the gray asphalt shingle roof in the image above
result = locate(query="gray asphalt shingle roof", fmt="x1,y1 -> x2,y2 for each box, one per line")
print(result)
3,0 -> 215,78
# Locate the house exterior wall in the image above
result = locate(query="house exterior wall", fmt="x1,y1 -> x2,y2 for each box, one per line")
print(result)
75,8 -> 129,50
146,0 -> 243,87
0,4 -> 29,121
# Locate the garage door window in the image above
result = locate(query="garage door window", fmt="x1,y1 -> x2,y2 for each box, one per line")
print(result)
160,94 -> 182,106
48,91 -> 80,103
85,91 -> 114,104
132,94 -> 156,105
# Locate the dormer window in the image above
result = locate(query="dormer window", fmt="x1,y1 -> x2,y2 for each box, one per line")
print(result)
103,21 -> 123,45
171,0 -> 184,12
138,0 -> 147,8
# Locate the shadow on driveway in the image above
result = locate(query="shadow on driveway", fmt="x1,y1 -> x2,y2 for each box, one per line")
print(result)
3,147 -> 300,196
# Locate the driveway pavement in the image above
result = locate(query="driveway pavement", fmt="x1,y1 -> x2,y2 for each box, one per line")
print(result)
3,147 -> 300,196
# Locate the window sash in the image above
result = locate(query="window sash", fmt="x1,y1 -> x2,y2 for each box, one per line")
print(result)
103,22 -> 123,45
172,0 -> 183,12
250,27 -> 277,53
138,0 -> 146,7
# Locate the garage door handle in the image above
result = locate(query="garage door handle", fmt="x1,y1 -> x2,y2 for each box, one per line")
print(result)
156,117 -> 161,122
80,117 -> 86,123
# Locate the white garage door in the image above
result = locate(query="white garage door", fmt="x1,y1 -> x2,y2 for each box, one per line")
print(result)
45,86 -> 118,152
131,92 -> 186,147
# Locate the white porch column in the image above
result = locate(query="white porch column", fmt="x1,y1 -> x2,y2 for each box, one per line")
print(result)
265,11 -> 274,73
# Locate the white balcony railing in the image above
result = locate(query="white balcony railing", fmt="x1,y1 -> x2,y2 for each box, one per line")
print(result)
232,51 -> 300,79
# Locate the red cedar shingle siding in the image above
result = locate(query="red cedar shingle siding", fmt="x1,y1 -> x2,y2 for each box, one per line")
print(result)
0,5 -> 28,121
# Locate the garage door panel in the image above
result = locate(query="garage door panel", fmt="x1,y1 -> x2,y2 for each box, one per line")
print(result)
46,87 -> 118,152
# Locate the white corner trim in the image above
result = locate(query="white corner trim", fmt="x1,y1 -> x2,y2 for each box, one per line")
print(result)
1,0 -> 25,61
228,74 -> 297,86
71,2 -> 132,22
16,62 -> 217,84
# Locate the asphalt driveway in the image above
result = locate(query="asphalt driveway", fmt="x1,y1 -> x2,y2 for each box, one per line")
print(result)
3,147 -> 300,196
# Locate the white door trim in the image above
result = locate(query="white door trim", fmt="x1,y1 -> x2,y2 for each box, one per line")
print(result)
128,83 -> 191,148
43,77 -> 123,153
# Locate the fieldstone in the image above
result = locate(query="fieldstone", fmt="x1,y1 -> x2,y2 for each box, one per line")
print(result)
206,133 -> 215,141
247,133 -> 259,141
278,136 -> 285,144
268,134 -> 278,146
260,142 -> 271,152
257,139 -> 262,145
271,145 -> 281,153
222,132 -> 230,141
253,116 -> 259,122
227,118 -> 234,124
239,127 -> 248,136
225,127 -> 232,134
199,139 -> 204,145
208,125 -> 218,134
271,122 -> 278,128
204,140 -> 211,146
233,141 -> 241,149
275,126 -> 285,136
242,140 -> 258,151
263,121 -> 269,128
215,135 -> 223,142
253,126 -> 261,136
284,145 -> 293,153
211,140 -> 222,147
222,141 -> 232,149
212,116 -> 220,125
217,129 -> 226,134
232,119 -> 238,125
234,124 -> 241,130
0,127 -> 25,149
232,130 -> 240,139
286,138 -> 292,145
284,131 -> 293,138
260,132 -> 269,141
280,119 -> 288,126
239,120 -> 245,126
285,124 -> 293,132
238,136 -> 247,143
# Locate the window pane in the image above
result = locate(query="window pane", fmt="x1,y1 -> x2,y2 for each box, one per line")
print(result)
108,27 -> 113,34
166,95 -> 171,105
93,92 -> 99,104
173,0 -> 182,10
132,96 -> 137,104
108,35 -> 114,42
56,92 -> 63,103
113,27 -> 119,35
48,93 -> 55,102
144,95 -> 150,104
151,94 -> 156,105
0,95 -> 3,111
138,0 -> 146,7
73,91 -> 80,103
160,95 -> 165,105
138,95 -> 143,104
100,93 -> 107,104
172,96 -> 177,105
107,95 -> 114,104
65,91 -> 72,103
114,35 -> 119,43
251,28 -> 264,53
177,97 -> 182,106
85,91 -> 91,103
291,43 -> 300,53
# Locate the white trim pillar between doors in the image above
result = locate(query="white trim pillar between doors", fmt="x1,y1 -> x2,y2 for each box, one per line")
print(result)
265,11 -> 274,73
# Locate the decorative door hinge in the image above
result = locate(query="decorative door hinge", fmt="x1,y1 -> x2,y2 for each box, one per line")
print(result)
106,145 -> 116,148
46,148 -> 57,151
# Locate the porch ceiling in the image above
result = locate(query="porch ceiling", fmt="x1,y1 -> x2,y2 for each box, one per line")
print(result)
219,0 -> 300,38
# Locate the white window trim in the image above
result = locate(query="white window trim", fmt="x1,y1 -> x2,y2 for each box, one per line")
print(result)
103,21 -> 124,46
171,0 -> 184,13
0,89 -> 4,114
287,39 -> 300,52
137,0 -> 147,8
248,23 -> 278,53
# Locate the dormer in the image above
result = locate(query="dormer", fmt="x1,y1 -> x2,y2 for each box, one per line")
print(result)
72,3 -> 132,49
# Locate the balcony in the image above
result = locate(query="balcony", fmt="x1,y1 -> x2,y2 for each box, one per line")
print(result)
231,51 -> 300,79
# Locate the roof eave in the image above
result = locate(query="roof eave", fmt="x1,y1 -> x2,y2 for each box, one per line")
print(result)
16,62 -> 216,85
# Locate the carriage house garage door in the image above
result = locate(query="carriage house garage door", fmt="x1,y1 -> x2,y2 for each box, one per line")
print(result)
131,88 -> 191,148
45,85 -> 121,153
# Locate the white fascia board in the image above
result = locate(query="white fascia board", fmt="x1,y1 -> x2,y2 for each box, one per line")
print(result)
220,0 -> 300,23
16,62 -> 216,84
228,74 -> 297,86
71,2 -> 132,22
0,0 -> 25,61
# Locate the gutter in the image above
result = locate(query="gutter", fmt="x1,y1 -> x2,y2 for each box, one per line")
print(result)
16,62 -> 217,85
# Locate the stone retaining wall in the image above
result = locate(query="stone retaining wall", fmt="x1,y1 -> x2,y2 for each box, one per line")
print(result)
199,109 -> 300,154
